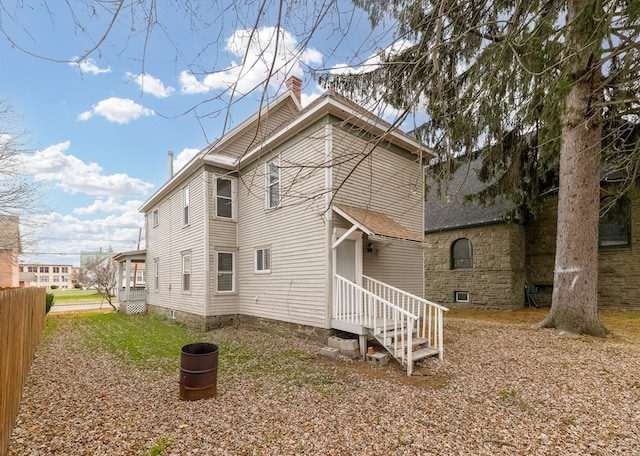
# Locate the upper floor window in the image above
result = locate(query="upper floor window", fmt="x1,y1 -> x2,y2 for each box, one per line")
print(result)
61,267 -> 69,274
182,252 -> 191,292
599,196 -> 631,248
255,247 -> 271,273
39,266 -> 49,273
451,238 -> 473,269
53,267 -> 60,273
266,158 -> 281,209
215,177 -> 236,219
152,209 -> 159,227
182,186 -> 190,225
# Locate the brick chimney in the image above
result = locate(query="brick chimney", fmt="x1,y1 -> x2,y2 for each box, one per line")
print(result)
286,76 -> 302,103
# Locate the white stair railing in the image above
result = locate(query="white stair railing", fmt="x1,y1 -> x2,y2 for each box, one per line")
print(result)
334,274 -> 419,375
363,275 -> 448,361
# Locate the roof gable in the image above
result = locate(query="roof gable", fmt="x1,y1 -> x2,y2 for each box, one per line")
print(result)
141,89 -> 433,212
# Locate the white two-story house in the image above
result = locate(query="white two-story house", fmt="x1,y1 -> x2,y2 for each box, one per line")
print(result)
139,78 -> 447,374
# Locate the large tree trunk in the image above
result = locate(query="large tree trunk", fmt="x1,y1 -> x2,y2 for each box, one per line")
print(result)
534,0 -> 607,337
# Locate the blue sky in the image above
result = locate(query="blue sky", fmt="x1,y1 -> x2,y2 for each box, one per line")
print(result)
0,1 -> 405,266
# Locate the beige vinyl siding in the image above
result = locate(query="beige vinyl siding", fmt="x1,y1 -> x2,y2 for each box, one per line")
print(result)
213,103 -> 299,160
145,170 -> 209,316
236,124 -> 329,328
331,126 -> 423,233
331,124 -> 424,296
363,240 -> 424,296
206,171 -> 239,315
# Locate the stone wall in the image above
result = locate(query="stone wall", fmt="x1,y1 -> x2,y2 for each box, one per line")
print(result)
526,192 -> 640,309
424,223 -> 526,309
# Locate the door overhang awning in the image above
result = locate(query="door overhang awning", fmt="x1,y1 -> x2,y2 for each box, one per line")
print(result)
332,203 -> 423,249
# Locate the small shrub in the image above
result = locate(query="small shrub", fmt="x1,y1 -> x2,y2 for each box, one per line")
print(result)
50,285 -> 59,290
74,284 -> 83,289
45,293 -> 55,313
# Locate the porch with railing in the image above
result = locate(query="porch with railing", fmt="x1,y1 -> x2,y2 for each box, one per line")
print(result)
117,287 -> 147,314
332,274 -> 448,375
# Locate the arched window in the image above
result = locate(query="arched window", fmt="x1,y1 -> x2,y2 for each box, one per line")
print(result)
599,196 -> 631,248
451,238 -> 473,269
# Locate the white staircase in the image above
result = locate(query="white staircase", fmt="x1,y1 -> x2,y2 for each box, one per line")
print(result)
332,274 -> 449,375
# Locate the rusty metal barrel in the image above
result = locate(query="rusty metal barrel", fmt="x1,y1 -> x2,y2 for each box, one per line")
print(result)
179,342 -> 218,400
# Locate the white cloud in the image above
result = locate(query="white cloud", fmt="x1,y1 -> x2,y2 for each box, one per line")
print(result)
20,210 -> 145,265
24,141 -> 154,197
174,148 -> 200,172
330,40 -> 414,76
78,97 -> 155,124
70,57 -> 112,75
73,197 -> 143,215
328,40 -> 416,121
125,72 -> 175,98
300,82 -> 324,107
180,26 -> 322,96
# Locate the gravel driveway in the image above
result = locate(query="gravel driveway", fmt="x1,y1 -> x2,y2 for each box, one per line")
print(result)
9,314 -> 640,455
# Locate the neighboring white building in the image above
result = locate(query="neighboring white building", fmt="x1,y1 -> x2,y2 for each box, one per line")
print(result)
18,263 -> 78,289
139,78 -> 448,373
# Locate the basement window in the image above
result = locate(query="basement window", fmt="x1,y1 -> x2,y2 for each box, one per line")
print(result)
454,291 -> 470,303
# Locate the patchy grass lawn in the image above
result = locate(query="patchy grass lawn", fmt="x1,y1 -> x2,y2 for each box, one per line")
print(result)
50,289 -> 105,304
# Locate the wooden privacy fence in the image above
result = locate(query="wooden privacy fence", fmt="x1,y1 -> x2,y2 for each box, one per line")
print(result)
0,287 -> 46,456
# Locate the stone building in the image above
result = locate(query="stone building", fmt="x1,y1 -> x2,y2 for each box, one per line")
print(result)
424,159 -> 640,309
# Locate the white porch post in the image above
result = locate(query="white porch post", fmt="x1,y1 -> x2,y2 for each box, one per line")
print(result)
124,259 -> 131,301
117,261 -> 123,299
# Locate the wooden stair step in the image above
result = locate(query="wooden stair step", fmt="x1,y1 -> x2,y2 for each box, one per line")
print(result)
408,347 -> 439,361
372,324 -> 408,335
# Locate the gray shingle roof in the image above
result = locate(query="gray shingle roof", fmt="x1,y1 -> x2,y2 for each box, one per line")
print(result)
424,158 -> 517,232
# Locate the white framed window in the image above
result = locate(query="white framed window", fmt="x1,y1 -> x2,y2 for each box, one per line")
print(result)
61,267 -> 69,273
216,251 -> 235,293
266,158 -> 281,209
215,177 -> 236,219
153,209 -> 159,227
255,247 -> 271,273
182,186 -> 190,226
154,258 -> 159,291
135,269 -> 145,284
182,252 -> 191,292
454,291 -> 470,303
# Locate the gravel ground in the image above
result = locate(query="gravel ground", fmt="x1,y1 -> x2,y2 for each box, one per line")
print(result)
9,315 -> 640,456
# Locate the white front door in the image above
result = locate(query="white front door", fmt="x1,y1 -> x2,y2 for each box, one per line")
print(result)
333,228 -> 362,286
